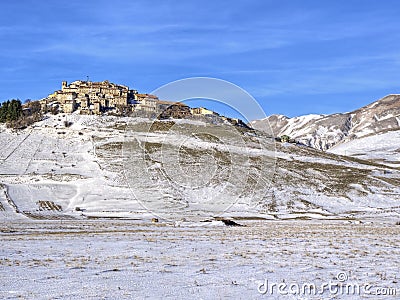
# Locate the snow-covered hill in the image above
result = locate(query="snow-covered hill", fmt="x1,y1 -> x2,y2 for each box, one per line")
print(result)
328,130 -> 400,167
251,94 -> 400,151
1,114 -> 399,221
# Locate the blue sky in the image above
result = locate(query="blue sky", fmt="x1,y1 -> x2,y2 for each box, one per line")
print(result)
1,0 -> 400,119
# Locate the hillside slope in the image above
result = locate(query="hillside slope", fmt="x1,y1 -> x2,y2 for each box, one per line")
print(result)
328,130 -> 400,167
0,114 -> 399,221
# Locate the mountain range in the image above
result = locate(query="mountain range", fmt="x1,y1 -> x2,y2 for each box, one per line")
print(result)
252,95 -> 398,144
251,94 -> 400,167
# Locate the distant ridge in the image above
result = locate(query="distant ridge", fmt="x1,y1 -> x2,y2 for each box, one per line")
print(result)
251,94 -> 400,151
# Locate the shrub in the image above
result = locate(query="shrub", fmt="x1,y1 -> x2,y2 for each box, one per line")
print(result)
64,120 -> 73,127
281,135 -> 290,143
50,105 -> 59,115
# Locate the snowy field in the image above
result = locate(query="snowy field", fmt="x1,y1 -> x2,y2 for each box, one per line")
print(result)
0,219 -> 399,299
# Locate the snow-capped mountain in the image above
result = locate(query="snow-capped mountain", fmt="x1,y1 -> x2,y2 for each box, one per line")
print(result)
251,94 -> 400,151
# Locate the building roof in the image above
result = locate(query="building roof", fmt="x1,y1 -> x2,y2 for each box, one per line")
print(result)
67,80 -> 128,90
158,100 -> 188,106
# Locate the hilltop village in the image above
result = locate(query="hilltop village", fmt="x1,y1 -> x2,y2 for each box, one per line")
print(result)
0,80 -> 250,129
40,80 -> 223,120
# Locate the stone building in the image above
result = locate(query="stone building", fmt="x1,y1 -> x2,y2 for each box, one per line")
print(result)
46,80 -> 138,114
132,94 -> 158,112
190,107 -> 218,116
